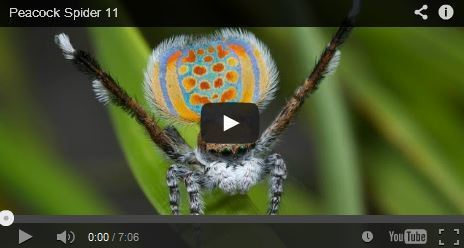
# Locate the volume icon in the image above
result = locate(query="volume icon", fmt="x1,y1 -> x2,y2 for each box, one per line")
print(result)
57,230 -> 76,244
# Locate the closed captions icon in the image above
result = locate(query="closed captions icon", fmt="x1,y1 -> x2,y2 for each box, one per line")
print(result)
438,5 -> 454,20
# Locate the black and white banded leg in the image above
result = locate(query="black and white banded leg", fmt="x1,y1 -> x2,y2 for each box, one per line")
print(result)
166,165 -> 204,215
265,153 -> 287,215
185,172 -> 203,215
166,164 -> 185,215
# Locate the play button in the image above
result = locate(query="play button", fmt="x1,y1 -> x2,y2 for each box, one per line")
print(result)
223,115 -> 239,131
18,229 -> 33,245
201,103 -> 259,144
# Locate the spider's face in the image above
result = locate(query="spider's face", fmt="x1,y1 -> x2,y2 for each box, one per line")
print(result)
197,135 -> 255,159
144,29 -> 279,125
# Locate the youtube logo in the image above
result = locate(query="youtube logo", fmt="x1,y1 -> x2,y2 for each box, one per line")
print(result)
201,103 -> 259,144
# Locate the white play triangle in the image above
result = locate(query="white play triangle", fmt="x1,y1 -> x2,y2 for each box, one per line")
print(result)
18,229 -> 33,244
223,115 -> 239,131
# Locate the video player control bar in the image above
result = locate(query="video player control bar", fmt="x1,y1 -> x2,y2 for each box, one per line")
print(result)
1,220 -> 463,247
2,212 -> 464,247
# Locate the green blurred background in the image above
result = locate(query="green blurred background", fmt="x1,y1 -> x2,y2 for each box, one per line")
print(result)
0,27 -> 463,215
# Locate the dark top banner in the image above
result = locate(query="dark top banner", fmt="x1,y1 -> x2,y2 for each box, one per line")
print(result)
1,0 -> 463,27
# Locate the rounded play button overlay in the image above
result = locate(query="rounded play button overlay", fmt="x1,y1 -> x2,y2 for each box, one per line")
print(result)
201,103 -> 259,144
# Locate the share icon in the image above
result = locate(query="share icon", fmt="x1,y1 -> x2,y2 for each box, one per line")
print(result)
414,4 -> 428,20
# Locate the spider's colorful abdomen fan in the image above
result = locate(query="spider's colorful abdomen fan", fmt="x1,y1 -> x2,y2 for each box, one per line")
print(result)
144,29 -> 278,123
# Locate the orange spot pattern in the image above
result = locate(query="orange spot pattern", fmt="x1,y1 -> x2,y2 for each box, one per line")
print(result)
153,31 -> 276,124
225,71 -> 239,83
178,65 -> 189,74
193,66 -> 207,76
212,63 -> 224,72
217,45 -> 228,58
182,77 -> 196,92
227,57 -> 238,66
214,78 -> 223,88
221,88 -> 237,102
228,44 -> 253,102
190,94 -> 211,105
200,81 -> 211,90
177,43 -> 241,107
183,50 -> 196,63
204,56 -> 213,62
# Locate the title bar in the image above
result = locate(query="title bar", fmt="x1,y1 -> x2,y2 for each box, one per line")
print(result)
1,0 -> 463,27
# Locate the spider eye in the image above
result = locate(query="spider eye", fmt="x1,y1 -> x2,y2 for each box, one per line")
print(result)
237,145 -> 247,154
220,148 -> 232,156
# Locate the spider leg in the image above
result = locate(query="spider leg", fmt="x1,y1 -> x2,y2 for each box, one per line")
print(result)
264,153 -> 287,215
255,20 -> 354,155
167,164 -> 185,215
166,164 -> 204,215
164,126 -> 197,164
54,33 -> 197,164
185,172 -> 204,215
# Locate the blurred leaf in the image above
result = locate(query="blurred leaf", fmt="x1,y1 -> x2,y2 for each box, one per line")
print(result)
340,30 -> 464,212
0,28 -> 112,214
271,27 -> 365,214
248,181 -> 322,214
90,27 -> 191,214
0,127 -> 113,214
366,143 -> 457,214
357,29 -> 464,178
89,27 -> 319,214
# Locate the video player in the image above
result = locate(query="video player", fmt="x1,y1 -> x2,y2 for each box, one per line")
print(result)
1,0 -> 463,247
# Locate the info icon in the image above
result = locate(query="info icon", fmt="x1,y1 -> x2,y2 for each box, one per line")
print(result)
438,5 -> 454,20
201,103 -> 259,144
